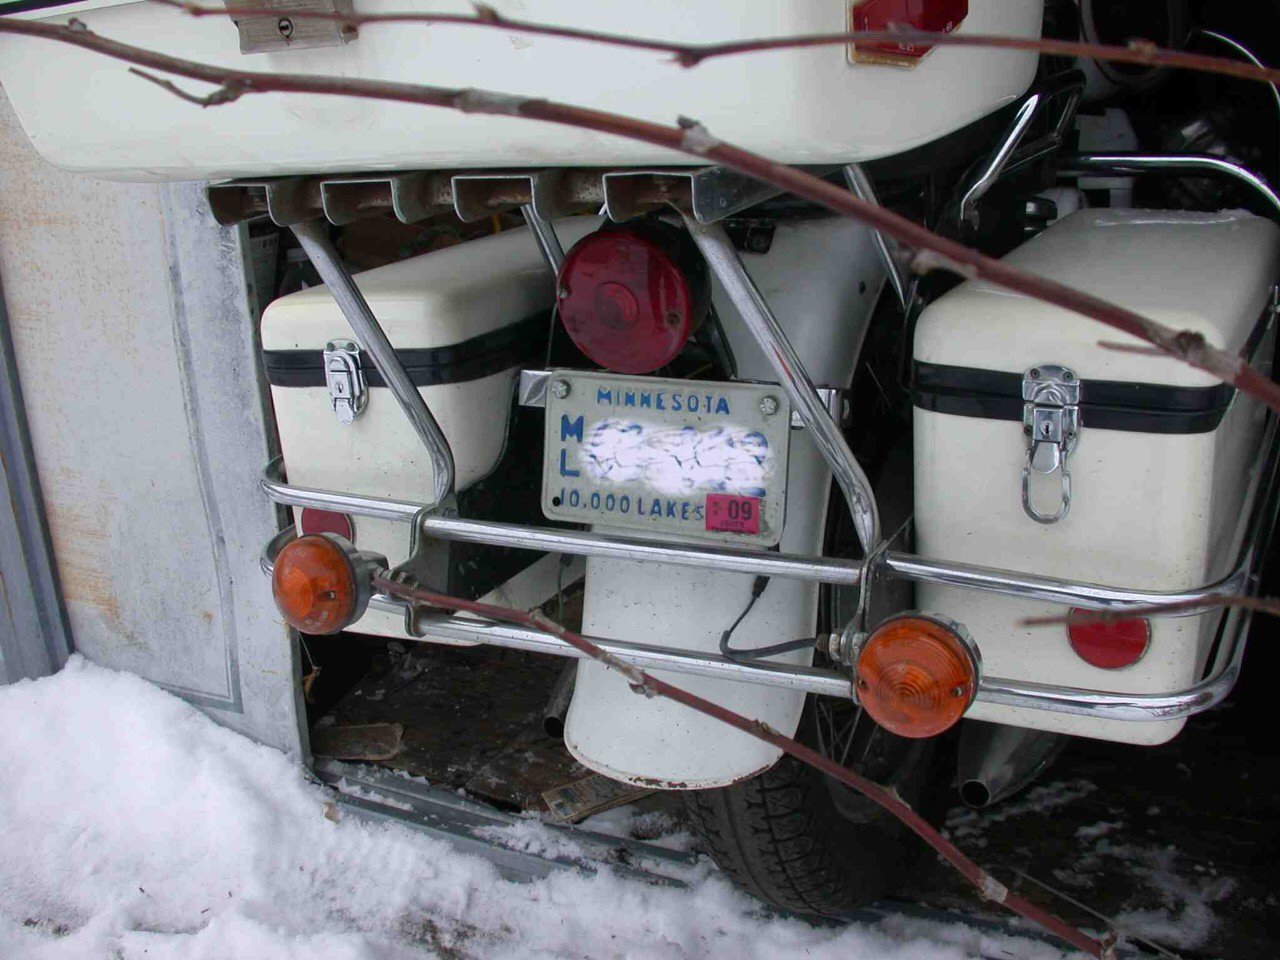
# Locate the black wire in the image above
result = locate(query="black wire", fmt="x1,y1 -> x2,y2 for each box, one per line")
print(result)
718,575 -> 818,661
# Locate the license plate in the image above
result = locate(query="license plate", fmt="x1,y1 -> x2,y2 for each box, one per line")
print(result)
541,371 -> 792,546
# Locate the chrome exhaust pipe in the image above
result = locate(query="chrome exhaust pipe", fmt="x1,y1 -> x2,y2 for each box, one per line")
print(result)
957,720 -> 1067,809
542,662 -> 577,740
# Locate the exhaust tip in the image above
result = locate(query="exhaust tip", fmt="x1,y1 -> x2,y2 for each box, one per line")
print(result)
959,779 -> 992,809
542,715 -> 566,740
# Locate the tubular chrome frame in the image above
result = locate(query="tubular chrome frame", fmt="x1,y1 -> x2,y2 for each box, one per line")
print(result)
260,372 -> 1280,724
262,400 -> 1276,616
958,71 -> 1085,228
843,163 -> 913,314
291,220 -> 456,506
684,217 -> 882,554
259,477 -> 1268,723
1058,153 -> 1280,223
265,150 -> 1280,725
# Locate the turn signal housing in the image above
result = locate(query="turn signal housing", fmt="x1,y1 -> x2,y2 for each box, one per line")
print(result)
855,614 -> 979,739
272,533 -> 378,635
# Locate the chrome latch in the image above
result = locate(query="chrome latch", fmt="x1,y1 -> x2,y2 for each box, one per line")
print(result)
1021,364 -> 1079,524
324,340 -> 367,425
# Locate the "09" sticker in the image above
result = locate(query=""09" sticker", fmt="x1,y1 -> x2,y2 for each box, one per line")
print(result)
705,494 -> 762,535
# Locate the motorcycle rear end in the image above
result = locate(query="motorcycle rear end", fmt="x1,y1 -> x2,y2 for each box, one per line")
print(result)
6,0 -> 1279,918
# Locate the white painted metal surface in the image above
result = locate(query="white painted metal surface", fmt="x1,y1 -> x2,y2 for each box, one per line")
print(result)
0,0 -> 1040,179
0,87 -> 303,754
263,218 -> 597,640
913,209 -> 1279,744
566,217 -> 886,787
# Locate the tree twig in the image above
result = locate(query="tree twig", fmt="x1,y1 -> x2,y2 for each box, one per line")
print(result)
128,67 -> 246,106
2,15 -> 1277,416
151,0 -> 1280,87
372,573 -> 1114,959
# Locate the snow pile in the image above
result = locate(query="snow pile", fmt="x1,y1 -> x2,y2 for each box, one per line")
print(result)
580,804 -> 695,854
0,658 -> 1071,959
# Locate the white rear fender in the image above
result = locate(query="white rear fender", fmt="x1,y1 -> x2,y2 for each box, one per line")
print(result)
564,218 -> 887,787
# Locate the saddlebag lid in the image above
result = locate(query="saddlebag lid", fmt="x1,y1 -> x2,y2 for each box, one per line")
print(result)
912,208 -> 1279,431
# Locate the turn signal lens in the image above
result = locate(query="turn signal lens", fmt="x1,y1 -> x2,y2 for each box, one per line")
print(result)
272,534 -> 359,635
855,614 -> 978,739
1067,611 -> 1150,669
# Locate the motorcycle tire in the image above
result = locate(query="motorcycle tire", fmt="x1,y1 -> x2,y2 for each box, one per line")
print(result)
682,706 -> 945,917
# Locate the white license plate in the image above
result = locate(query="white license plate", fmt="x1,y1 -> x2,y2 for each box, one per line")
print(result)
541,371 -> 792,546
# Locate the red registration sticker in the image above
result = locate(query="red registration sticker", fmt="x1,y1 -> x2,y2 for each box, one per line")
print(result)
705,494 -> 762,535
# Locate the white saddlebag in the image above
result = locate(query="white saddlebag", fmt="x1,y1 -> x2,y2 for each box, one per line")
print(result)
263,219 -> 596,638
0,1 -> 1039,180
913,209 -> 1278,745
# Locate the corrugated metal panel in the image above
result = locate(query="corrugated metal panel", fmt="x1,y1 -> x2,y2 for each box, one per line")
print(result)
0,86 -> 304,755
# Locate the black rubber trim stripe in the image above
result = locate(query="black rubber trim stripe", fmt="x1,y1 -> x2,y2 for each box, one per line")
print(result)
263,311 -> 547,388
913,299 -> 1275,435
911,362 -> 1233,434
0,0 -> 82,13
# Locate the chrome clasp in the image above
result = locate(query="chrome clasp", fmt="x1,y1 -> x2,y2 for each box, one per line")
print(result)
324,339 -> 367,425
1021,364 -> 1079,524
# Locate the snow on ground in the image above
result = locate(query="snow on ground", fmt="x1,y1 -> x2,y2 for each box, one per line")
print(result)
0,657 -> 1077,960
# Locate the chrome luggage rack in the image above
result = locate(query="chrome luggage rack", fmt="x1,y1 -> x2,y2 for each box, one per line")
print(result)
230,156 -> 1280,727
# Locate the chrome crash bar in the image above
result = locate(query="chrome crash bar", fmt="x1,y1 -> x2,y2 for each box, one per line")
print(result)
261,456 -> 1263,613
260,387 -> 1279,724
251,149 -> 1279,726
259,501 -> 1266,724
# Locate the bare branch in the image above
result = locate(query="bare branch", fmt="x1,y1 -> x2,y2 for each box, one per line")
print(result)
128,67 -> 246,106
3,15 -> 1275,415
152,0 -> 1280,88
2,16 -> 1274,415
1021,593 -> 1280,626
373,574 -> 1113,959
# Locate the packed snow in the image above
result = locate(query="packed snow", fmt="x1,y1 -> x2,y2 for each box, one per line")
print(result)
0,657 -> 1077,960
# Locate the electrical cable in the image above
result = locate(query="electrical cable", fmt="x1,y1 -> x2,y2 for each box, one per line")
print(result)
717,575 -> 820,661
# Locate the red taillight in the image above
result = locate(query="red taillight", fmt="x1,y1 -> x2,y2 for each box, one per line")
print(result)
850,0 -> 969,66
1067,611 -> 1150,669
300,508 -> 355,541
556,222 -> 709,374
855,614 -> 979,739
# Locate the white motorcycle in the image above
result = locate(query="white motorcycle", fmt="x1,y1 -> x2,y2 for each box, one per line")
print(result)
4,0 -> 1276,915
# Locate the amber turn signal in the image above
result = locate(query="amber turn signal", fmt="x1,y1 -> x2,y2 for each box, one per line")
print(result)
272,534 -> 364,635
854,614 -> 979,739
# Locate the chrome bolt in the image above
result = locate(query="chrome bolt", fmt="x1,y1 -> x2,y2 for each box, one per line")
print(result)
759,395 -> 780,417
1062,370 -> 1075,382
1029,368 -> 1042,380
550,379 -> 571,400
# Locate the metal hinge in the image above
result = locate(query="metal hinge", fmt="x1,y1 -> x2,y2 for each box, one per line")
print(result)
232,0 -> 358,55
1021,364 -> 1079,524
324,339 -> 367,425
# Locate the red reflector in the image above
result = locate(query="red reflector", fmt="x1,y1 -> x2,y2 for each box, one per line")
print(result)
300,508 -> 355,542
849,0 -> 969,66
1067,610 -> 1150,670
557,223 -> 708,374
